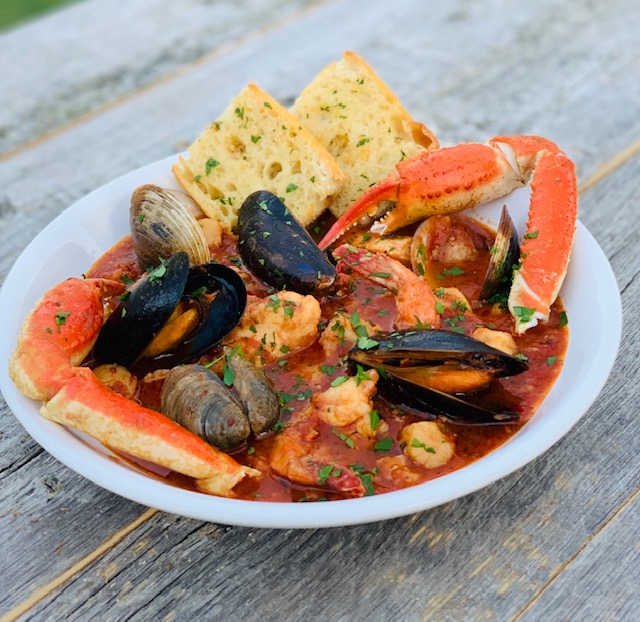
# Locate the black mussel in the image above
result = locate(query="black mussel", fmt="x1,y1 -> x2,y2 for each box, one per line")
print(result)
155,263 -> 247,368
373,375 -> 520,425
348,328 -> 528,425
237,190 -> 336,295
480,206 -> 520,301
225,348 -> 280,435
94,254 -> 246,367
94,252 -> 190,367
161,365 -> 251,452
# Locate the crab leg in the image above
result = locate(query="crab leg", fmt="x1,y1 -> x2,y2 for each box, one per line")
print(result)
333,244 -> 439,329
10,275 -> 260,497
506,144 -> 577,333
320,136 -> 576,334
40,373 -> 260,497
9,277 -> 125,401
319,139 -> 529,250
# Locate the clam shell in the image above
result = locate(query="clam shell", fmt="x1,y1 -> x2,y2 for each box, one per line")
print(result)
226,349 -> 279,435
161,364 -> 250,452
130,184 -> 210,269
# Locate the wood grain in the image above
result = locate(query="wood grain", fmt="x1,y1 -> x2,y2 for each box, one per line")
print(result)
1,0 -> 638,619
0,0 -> 320,155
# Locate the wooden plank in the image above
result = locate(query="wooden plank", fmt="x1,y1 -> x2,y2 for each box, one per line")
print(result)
518,491 -> 640,621
1,0 -> 638,619
0,449 -> 149,615
0,0 -> 320,155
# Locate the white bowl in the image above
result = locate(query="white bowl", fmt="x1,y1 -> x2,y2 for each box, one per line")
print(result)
0,155 -> 622,528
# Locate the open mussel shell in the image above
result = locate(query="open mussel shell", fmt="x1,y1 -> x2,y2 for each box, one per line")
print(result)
374,375 -> 520,425
157,262 -> 247,368
479,205 -> 520,301
130,184 -> 210,270
348,328 -> 528,425
94,254 -> 246,368
350,329 -> 528,376
237,190 -> 337,295
94,252 -> 190,367
161,365 -> 250,452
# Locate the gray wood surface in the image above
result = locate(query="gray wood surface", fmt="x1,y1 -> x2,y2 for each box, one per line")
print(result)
1,0 -> 638,620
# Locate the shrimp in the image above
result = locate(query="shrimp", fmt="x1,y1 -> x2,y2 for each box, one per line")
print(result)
224,291 -> 321,365
333,245 -> 439,329
269,374 -> 380,496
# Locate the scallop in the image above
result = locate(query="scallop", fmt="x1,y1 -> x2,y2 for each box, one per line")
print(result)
130,184 -> 211,270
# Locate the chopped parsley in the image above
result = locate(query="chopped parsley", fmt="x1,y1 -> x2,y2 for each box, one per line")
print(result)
411,439 -> 436,453
332,428 -> 355,449
369,409 -> 380,431
437,266 -> 465,280
55,311 -> 71,326
318,464 -> 336,485
147,263 -> 167,284
205,158 -> 220,174
513,306 -> 537,324
373,437 -> 393,452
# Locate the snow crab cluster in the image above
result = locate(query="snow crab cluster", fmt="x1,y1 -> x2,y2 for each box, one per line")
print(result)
8,135 -> 576,501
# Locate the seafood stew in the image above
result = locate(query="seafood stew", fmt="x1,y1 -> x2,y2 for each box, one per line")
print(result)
13,187 -> 568,503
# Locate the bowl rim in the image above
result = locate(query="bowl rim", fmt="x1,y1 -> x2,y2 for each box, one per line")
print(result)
0,154 -> 622,528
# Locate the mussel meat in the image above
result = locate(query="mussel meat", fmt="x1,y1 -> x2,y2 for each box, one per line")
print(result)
348,329 -> 528,424
130,184 -> 210,270
479,205 -> 520,301
237,190 -> 336,295
160,358 -> 280,452
94,253 -> 246,368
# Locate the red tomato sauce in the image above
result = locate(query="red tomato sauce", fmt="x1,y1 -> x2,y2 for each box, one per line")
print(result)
88,215 -> 568,502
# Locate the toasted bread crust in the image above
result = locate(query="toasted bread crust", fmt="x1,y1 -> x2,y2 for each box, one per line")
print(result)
291,51 -> 438,217
173,83 -> 347,231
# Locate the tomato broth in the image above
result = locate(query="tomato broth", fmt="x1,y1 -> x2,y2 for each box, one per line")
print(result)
86,215 -> 568,502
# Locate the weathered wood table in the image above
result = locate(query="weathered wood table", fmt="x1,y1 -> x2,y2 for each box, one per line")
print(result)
1,0 -> 638,620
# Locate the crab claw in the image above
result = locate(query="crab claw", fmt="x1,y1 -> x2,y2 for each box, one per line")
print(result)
319,175 -> 400,250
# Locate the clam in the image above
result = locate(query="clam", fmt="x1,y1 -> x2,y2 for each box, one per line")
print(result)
161,364 -> 250,451
479,205 -> 520,301
349,329 -> 528,424
130,184 -> 210,270
160,358 -> 280,452
237,190 -> 337,295
94,253 -> 246,368
225,348 -> 280,435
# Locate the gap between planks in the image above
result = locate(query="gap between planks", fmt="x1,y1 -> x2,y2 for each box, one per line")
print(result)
0,0 -> 336,163
0,508 -> 158,622
577,138 -> 640,195
510,485 -> 640,621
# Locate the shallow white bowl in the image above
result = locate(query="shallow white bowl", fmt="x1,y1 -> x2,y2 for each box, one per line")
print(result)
0,155 -> 622,528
